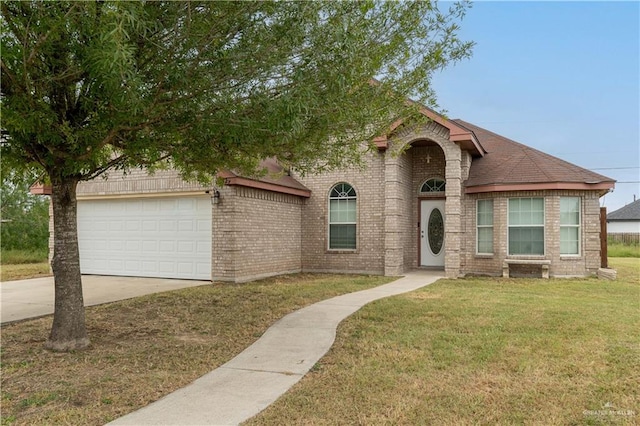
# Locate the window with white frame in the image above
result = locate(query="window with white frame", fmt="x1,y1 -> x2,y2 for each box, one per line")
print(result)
420,178 -> 446,194
329,182 -> 356,250
560,197 -> 581,255
477,199 -> 494,254
508,197 -> 545,255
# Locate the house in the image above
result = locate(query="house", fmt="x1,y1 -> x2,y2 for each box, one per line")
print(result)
607,199 -> 640,238
67,108 -> 615,282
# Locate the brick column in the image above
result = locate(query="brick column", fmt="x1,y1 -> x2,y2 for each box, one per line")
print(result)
212,186 -> 238,282
444,146 -> 462,278
584,193 -> 603,272
384,155 -> 404,276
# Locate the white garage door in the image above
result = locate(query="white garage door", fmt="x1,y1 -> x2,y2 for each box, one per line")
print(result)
77,196 -> 211,280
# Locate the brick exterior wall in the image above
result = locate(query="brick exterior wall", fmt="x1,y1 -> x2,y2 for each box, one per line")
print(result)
461,190 -> 602,277
295,151 -> 386,275
74,169 -> 304,283
392,122 -> 463,278
294,119 -> 466,278
398,149 -> 414,271
212,186 -> 303,282
77,169 -> 209,196
65,125 -> 604,282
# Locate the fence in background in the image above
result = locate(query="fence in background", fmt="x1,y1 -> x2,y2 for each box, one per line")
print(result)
608,233 -> 640,245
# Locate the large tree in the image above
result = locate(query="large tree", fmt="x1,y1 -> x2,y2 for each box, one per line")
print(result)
1,0 -> 473,351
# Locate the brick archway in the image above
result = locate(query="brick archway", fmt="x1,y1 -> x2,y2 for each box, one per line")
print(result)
383,123 -> 463,279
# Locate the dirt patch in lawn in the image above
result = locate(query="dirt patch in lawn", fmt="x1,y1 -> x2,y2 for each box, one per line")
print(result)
0,273 -> 393,425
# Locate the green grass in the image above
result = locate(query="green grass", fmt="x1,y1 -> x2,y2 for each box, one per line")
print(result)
0,250 -> 51,281
0,273 -> 394,425
608,242 -> 640,258
248,258 -> 640,425
1,263 -> 51,282
1,249 -> 49,265
2,260 -> 638,424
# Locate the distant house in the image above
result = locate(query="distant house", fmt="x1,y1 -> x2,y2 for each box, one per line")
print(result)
607,199 -> 640,234
42,108 -> 616,281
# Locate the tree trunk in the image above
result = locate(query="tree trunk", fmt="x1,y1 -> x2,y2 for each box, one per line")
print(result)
45,178 -> 90,351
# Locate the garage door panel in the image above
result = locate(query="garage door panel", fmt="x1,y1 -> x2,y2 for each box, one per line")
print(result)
196,241 -> 210,252
125,241 -> 140,251
196,263 -> 211,275
78,196 -> 211,280
159,263 -> 175,274
177,241 -> 194,253
110,221 -> 124,231
109,260 -> 124,270
159,199 -> 176,211
109,240 -> 124,251
79,239 -> 108,251
109,203 -> 126,214
125,201 -> 140,212
84,221 -> 108,232
143,201 -> 158,212
142,261 -> 157,273
159,240 -> 175,252
91,259 -> 108,270
196,219 -> 210,231
125,260 -> 141,271
142,240 -> 157,252
177,263 -> 194,274
142,221 -> 157,231
178,220 -> 194,231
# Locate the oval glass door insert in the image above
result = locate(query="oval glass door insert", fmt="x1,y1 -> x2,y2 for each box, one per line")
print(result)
428,208 -> 444,255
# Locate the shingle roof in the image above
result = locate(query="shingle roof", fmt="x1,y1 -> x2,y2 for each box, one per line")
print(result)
453,119 -> 615,193
219,158 -> 311,197
607,199 -> 640,221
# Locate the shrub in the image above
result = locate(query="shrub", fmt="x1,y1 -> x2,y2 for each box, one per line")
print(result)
1,172 -> 49,254
1,249 -> 49,265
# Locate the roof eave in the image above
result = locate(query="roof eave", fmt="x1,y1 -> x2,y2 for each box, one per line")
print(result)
465,181 -> 615,195
373,110 -> 487,156
419,108 -> 486,156
223,176 -> 311,198
29,183 -> 52,195
450,133 -> 485,157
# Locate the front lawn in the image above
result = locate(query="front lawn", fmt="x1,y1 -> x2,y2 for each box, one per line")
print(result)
1,250 -> 51,282
1,263 -> 51,282
608,242 -> 640,258
249,258 -> 640,425
0,273 -> 393,425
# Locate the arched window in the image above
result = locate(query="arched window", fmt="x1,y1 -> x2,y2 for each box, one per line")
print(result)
329,182 -> 356,250
420,178 -> 446,194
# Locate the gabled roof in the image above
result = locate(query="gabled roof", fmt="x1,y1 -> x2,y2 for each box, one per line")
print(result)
607,199 -> 640,221
218,158 -> 311,198
374,107 -> 486,157
455,120 -> 615,195
416,107 -> 485,156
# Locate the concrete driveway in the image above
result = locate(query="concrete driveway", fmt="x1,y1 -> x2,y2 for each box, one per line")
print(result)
1,275 -> 210,324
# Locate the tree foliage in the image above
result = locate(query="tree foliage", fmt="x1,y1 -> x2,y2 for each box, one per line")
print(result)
0,0 -> 473,351
0,171 -> 49,253
2,0 -> 472,179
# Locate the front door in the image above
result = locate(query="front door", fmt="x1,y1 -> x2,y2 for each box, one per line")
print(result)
420,200 -> 445,267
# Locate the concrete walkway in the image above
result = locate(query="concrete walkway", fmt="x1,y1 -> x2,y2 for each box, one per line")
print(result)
108,270 -> 443,426
1,275 -> 209,324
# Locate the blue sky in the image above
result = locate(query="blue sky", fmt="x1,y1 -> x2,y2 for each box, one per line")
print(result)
432,1 -> 639,212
